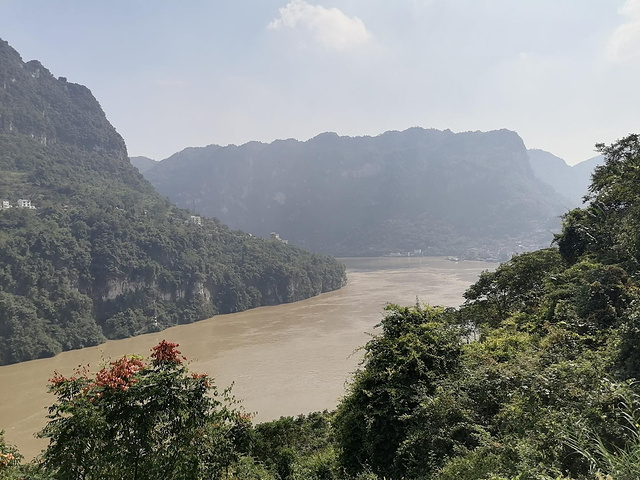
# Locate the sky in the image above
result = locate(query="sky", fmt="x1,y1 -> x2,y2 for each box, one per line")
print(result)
0,0 -> 639,165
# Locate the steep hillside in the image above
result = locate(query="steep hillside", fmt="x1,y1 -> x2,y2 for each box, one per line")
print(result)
0,38 -> 346,365
144,129 -> 566,260
528,148 -> 603,205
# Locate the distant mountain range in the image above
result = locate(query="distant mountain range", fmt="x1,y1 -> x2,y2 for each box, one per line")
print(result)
140,128 -> 569,260
527,149 -> 603,206
130,156 -> 157,173
0,38 -> 345,365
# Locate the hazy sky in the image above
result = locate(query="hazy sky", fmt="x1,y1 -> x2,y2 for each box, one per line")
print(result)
1,1 -> 638,164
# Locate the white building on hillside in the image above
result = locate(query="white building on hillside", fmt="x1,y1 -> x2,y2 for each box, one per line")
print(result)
270,232 -> 288,244
17,199 -> 36,209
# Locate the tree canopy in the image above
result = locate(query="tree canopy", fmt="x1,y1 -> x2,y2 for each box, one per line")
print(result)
39,340 -> 249,480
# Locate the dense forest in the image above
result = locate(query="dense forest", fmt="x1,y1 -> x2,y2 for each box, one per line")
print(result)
141,128 -> 566,260
3,134 -> 640,479
0,38 -> 346,365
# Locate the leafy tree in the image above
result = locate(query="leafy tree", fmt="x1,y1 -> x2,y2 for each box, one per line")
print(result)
556,134 -> 640,272
245,412 -> 337,480
463,248 -> 565,327
39,340 -> 249,480
0,430 -> 22,479
333,304 -> 464,479
565,392 -> 640,480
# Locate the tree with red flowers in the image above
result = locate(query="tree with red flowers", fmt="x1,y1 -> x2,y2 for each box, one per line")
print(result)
39,340 -> 249,480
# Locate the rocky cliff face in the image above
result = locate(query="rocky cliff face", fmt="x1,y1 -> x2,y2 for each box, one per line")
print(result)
144,128 -> 566,260
0,43 -> 126,156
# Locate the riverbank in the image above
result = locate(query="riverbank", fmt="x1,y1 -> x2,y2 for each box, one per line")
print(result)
0,257 -> 494,460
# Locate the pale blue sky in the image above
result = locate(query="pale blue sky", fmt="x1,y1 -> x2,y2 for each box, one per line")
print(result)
0,0 -> 638,164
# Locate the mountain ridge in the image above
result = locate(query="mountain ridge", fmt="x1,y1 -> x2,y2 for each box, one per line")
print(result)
527,148 -> 603,206
143,127 -> 565,260
130,155 -> 157,173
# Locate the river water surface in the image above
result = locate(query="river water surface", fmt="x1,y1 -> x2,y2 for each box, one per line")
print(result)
0,257 -> 494,459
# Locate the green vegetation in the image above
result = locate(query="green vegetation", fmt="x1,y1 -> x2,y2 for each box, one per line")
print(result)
39,340 -> 249,480
0,200 -> 345,365
0,38 -> 346,365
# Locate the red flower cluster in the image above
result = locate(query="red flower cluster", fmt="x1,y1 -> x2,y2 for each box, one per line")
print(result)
94,356 -> 146,391
191,372 -> 210,387
151,340 -> 186,365
49,371 -> 66,386
235,411 -> 253,423
49,364 -> 90,386
0,452 -> 15,468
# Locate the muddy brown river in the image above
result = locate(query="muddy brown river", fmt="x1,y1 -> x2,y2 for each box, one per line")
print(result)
0,257 -> 494,459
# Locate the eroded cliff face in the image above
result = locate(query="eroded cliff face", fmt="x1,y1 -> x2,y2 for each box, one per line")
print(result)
102,278 -> 213,303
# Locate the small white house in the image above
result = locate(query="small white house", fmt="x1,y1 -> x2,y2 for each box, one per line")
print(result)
17,199 -> 36,209
190,215 -> 202,225
1,200 -> 11,209
270,232 -> 288,244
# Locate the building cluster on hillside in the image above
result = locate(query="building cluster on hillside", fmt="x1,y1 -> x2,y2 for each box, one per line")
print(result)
0,199 -> 36,210
270,232 -> 288,244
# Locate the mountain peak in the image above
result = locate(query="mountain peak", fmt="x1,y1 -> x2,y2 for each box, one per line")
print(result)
0,38 -> 126,157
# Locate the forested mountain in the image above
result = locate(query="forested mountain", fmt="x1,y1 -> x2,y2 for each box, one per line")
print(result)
142,129 -> 566,260
0,38 -> 345,365
528,148 -> 603,205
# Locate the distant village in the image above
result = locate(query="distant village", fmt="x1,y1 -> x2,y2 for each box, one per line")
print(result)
0,199 -> 36,210
383,232 -> 550,263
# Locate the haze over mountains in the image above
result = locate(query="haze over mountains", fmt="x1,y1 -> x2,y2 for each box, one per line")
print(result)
0,38 -> 345,365
527,149 -> 603,206
140,129 -> 576,260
